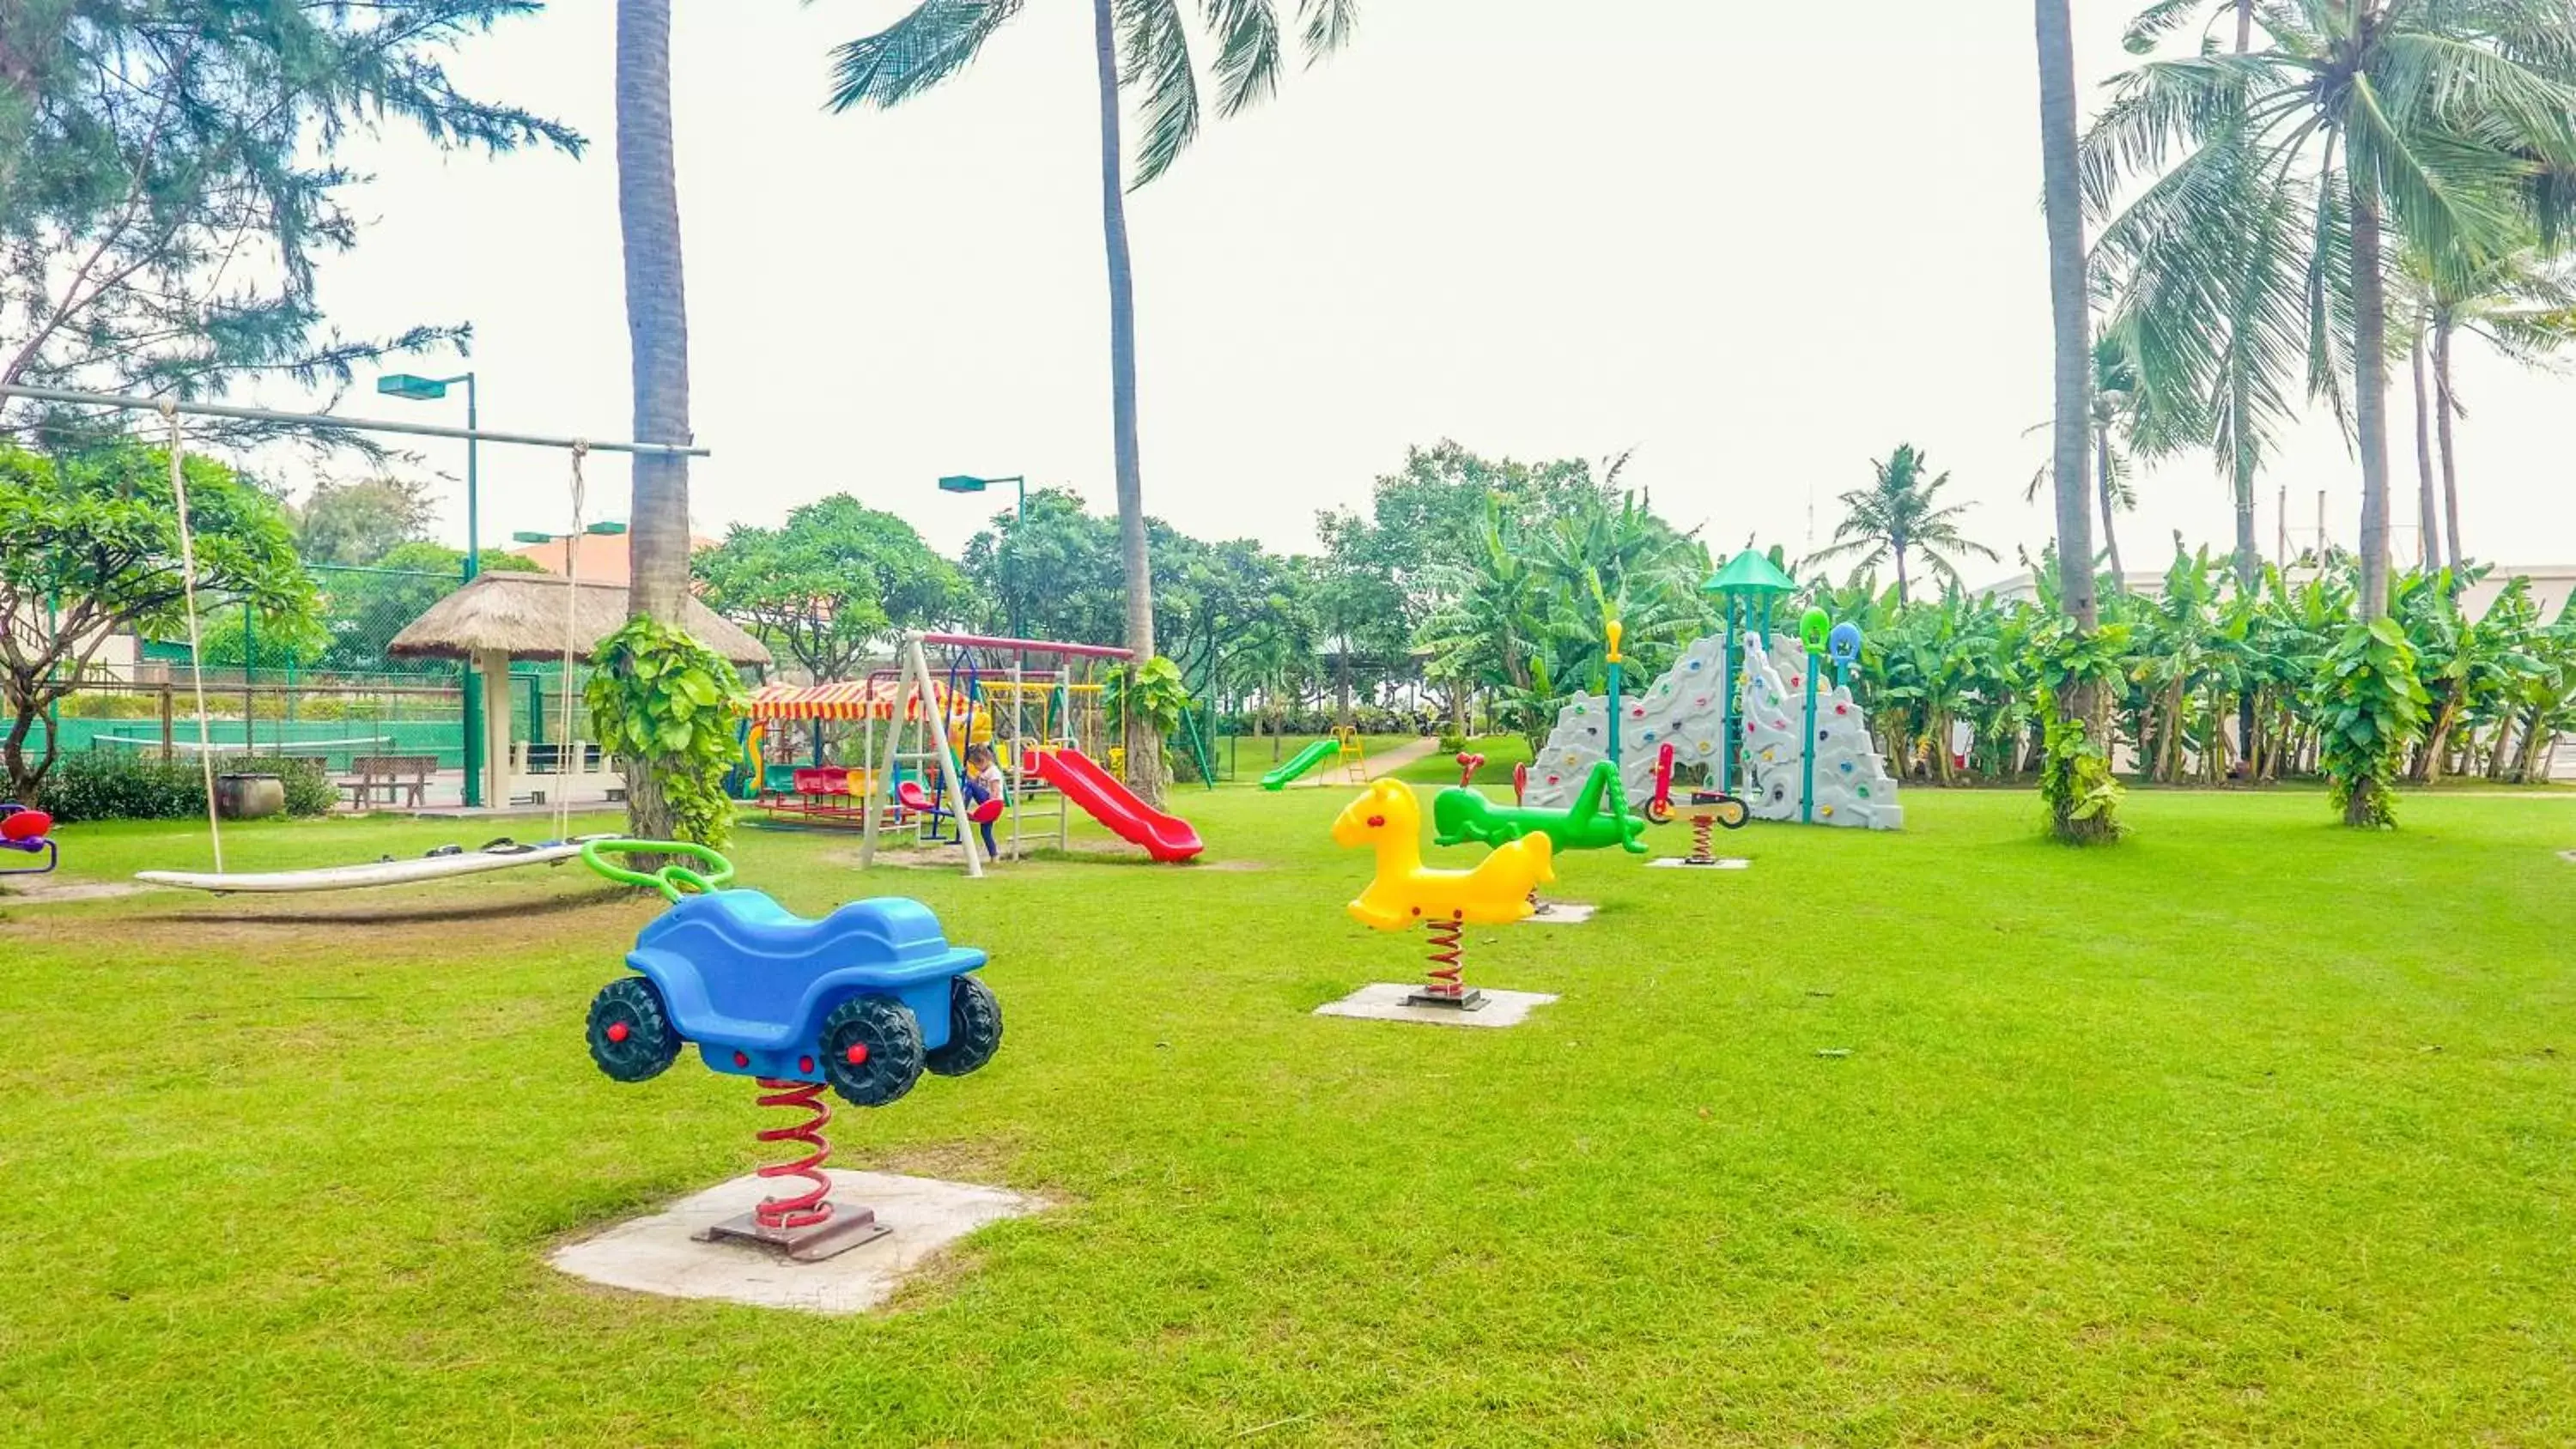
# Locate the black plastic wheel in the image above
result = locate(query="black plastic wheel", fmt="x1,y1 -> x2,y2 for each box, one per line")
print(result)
586,977 -> 683,1083
925,975 -> 1003,1078
1643,797 -> 1675,826
819,996 -> 926,1106
1713,796 -> 1753,830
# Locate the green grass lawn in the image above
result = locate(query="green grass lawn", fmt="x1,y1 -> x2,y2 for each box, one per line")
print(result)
3,785 -> 2572,1445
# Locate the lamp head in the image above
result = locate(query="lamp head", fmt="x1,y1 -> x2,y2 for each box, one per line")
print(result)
375,373 -> 451,402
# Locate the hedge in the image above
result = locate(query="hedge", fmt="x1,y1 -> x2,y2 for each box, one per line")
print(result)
37,751 -> 337,822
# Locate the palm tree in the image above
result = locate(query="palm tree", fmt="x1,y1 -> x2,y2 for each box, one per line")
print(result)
2086,0 -> 2576,622
1809,445 -> 1998,603
616,0 -> 691,627
2025,329 -> 2184,587
2038,0 -> 2119,842
614,0 -> 693,839
2399,243 -> 2576,576
2036,0 -> 2099,639
825,0 -> 1358,803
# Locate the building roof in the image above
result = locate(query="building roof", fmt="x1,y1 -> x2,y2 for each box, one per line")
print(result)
503,530 -> 719,585
386,573 -> 771,665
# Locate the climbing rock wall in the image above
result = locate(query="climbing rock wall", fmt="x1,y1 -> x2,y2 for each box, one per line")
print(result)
1522,629 -> 1902,830
1523,633 -> 1735,811
1738,634 -> 1902,829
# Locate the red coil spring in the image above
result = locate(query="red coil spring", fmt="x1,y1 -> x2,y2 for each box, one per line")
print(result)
1424,914 -> 1467,998
1691,812 -> 1716,863
751,1077 -> 835,1230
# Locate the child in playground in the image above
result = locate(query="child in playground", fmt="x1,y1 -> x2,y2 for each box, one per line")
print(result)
962,743 -> 1005,860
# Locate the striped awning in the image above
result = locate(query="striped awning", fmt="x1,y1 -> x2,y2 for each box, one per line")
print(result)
743,679 -> 963,723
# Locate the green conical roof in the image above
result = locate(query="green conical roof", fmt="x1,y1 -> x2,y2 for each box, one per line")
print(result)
1704,548 -> 1797,596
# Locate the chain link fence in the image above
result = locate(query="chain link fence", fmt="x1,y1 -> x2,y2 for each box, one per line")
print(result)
31,563 -> 589,793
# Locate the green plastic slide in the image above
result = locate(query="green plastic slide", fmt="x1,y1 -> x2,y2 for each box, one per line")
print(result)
1260,738 -> 1342,791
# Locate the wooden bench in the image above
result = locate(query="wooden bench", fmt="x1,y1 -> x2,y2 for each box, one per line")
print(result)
341,755 -> 438,809
522,742 -> 605,776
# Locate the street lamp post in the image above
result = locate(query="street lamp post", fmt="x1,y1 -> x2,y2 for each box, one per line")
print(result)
938,474 -> 1027,634
378,370 -> 481,803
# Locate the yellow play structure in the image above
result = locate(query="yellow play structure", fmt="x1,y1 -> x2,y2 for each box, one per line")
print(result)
1334,780 -> 1554,929
1333,780 -> 1552,1010
1333,723 -> 1369,784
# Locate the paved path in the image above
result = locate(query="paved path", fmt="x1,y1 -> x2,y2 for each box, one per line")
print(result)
1362,737 -> 1443,779
1269,736 -> 1444,789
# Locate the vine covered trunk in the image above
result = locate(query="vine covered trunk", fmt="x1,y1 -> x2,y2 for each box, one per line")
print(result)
615,0 -> 694,842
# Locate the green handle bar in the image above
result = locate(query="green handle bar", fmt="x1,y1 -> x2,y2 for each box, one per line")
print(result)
579,839 -> 737,902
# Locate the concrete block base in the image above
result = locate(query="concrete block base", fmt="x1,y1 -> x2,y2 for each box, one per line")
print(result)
1314,982 -> 1558,1028
550,1169 -> 1041,1316
1520,900 -> 1596,924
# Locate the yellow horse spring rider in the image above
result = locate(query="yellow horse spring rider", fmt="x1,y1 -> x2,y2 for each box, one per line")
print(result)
1333,779 -> 1553,1008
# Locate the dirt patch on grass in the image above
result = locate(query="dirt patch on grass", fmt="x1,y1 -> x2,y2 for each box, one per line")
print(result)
9,879 -> 647,957
0,878 -> 150,904
825,839 -> 1250,870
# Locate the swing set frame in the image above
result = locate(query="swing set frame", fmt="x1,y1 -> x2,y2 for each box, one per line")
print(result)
0,381 -> 708,891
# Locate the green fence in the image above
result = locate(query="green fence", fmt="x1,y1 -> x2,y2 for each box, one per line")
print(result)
32,562 -> 593,779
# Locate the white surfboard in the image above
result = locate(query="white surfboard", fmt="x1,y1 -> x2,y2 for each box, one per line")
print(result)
136,837 -> 611,894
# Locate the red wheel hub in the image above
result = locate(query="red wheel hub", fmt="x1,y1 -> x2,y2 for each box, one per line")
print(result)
844,1043 -> 869,1066
605,1021 -> 631,1044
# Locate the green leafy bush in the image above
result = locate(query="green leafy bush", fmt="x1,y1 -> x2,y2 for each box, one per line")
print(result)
2318,617 -> 2428,828
1104,655 -> 1192,741
37,751 -> 334,822
585,617 -> 746,848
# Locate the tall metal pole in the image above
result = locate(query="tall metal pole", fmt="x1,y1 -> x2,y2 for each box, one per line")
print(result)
1008,479 -> 1026,640
460,373 -> 484,807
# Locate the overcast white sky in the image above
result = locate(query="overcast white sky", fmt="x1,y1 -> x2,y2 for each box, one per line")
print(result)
276,0 -> 2573,583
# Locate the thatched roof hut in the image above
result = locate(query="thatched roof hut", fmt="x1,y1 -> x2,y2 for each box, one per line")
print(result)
387,573 -> 772,667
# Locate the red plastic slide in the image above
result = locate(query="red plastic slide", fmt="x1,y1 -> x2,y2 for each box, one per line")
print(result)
1027,747 -> 1204,863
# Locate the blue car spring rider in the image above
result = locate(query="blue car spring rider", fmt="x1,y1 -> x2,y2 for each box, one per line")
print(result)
579,840 -> 1001,1261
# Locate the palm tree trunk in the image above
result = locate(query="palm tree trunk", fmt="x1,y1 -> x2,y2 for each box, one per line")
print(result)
2036,0 -> 2110,842
2410,311 -> 2439,572
2093,420 -> 2125,586
617,0 -> 691,627
2036,2 -> 2097,637
614,0 -> 692,842
1092,0 -> 1163,806
2350,183 -> 2393,624
2433,318 -> 2464,579
1893,545 -> 1911,605
2234,0 -> 2253,51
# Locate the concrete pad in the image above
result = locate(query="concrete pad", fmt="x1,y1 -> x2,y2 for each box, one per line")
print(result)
1646,857 -> 1751,870
550,1169 -> 1042,1316
1520,901 -> 1596,925
1314,982 -> 1559,1028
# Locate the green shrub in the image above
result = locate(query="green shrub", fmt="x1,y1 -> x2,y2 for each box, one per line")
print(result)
55,691 -> 166,720
37,751 -> 335,822
586,617 -> 746,848
1437,730 -> 1468,755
